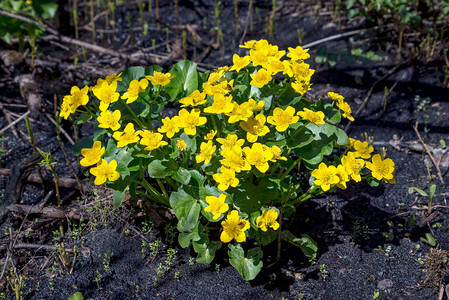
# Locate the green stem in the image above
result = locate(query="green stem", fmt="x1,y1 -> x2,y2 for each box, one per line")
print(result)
120,99 -> 146,129
279,157 -> 301,180
156,178 -> 169,200
291,186 -> 320,206
139,178 -> 168,206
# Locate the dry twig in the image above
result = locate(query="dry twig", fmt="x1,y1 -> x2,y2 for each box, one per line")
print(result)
413,122 -> 445,183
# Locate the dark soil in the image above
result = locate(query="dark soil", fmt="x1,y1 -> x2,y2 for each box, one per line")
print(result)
1,1 -> 449,299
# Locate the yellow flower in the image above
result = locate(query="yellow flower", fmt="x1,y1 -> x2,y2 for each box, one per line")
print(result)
327,91 -> 344,103
112,123 -> 141,148
287,46 -> 310,61
249,48 -> 269,66
92,81 -> 120,111
366,154 -> 395,183
139,130 -> 168,151
256,209 -> 280,231
60,85 -> 89,119
89,159 -> 120,185
239,40 -> 257,49
213,167 -> 239,191
243,142 -> 273,173
347,137 -> 358,149
207,71 -> 225,84
179,90 -> 207,107
97,110 -> 121,131
158,116 -> 181,138
203,94 -> 234,114
226,102 -> 253,123
341,152 -> 365,182
204,129 -> 217,141
297,108 -> 325,125
145,71 -> 175,86
334,164 -> 350,190
176,139 -> 187,151
80,141 -> 105,167
337,101 -> 355,122
122,78 -> 149,104
220,146 -> 251,173
97,73 -> 123,85
262,58 -> 285,75
239,114 -> 270,143
267,106 -> 299,132
204,194 -> 229,220
352,140 -> 374,159
220,210 -> 250,243
195,140 -> 216,165
291,80 -> 312,95
311,163 -> 339,192
250,68 -> 272,88
216,134 -> 245,150
178,108 -> 207,136
230,54 -> 251,72
247,99 -> 265,112
269,145 -> 287,162
202,79 -> 233,96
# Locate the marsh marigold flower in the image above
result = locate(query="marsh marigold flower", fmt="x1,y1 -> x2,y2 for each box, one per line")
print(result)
256,209 -> 280,232
178,108 -> 207,136
311,163 -> 339,192
213,168 -> 239,191
204,130 -> 217,141
89,159 -> 120,185
226,102 -> 253,123
195,140 -> 216,165
92,81 -> 120,111
267,106 -> 299,132
337,100 -> 355,122
287,46 -> 310,61
341,152 -> 365,182
122,78 -> 149,104
216,134 -> 245,150
249,48 -> 269,66
366,154 -> 395,183
80,141 -> 105,167
297,108 -> 325,125
139,130 -> 168,151
97,110 -> 121,131
334,164 -> 350,190
230,54 -> 251,72
203,94 -> 234,114
327,91 -> 344,103
239,40 -> 257,49
112,123 -> 141,148
250,68 -> 272,88
243,143 -> 273,173
220,210 -> 250,243
60,85 -> 89,119
158,116 -> 181,138
179,90 -> 207,107
291,80 -> 312,95
353,140 -> 374,159
176,139 -> 187,151
220,146 -> 251,173
204,194 -> 229,220
240,114 -> 270,143
247,99 -> 265,112
145,71 -> 175,86
269,145 -> 287,162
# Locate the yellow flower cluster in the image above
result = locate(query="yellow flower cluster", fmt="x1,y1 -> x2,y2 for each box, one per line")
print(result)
311,138 -> 395,192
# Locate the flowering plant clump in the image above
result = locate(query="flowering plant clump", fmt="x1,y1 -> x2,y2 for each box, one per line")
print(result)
61,40 -> 395,280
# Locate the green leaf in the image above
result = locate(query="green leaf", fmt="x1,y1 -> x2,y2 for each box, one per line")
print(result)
173,168 -> 191,185
111,148 -> 134,177
112,186 -> 129,208
233,181 -> 260,214
429,184 -> 436,201
93,119 -> 106,140
178,222 -> 201,248
165,60 -> 199,101
282,231 -> 318,262
33,0 -> 58,19
408,187 -> 428,197
183,169 -> 205,198
228,244 -> 263,281
193,236 -> 222,264
147,159 -> 176,178
169,188 -> 200,231
75,112 -> 93,125
69,292 -> 84,300
117,66 -> 146,93
420,233 -> 436,247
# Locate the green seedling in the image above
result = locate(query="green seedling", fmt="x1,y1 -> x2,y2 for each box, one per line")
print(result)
408,184 -> 436,215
